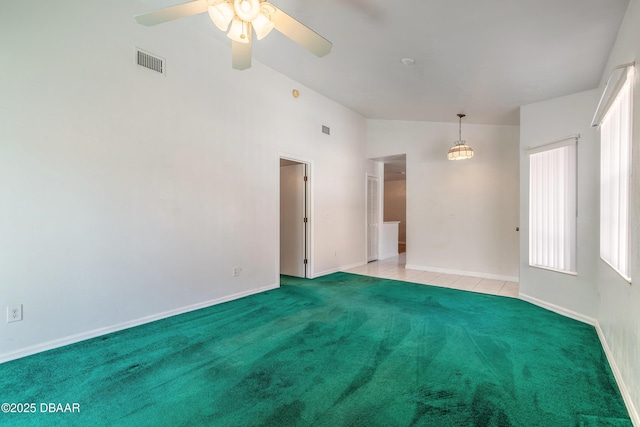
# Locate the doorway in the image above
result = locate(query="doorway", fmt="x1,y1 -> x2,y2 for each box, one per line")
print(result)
280,158 -> 309,278
369,154 -> 407,260
383,156 -> 407,255
367,175 -> 379,262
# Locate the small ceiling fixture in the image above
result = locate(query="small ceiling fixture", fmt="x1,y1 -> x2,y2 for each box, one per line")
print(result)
447,114 -> 474,161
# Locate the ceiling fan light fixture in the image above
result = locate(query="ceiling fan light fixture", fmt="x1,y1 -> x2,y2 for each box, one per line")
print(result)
234,0 -> 260,22
253,13 -> 275,40
447,114 -> 474,161
208,3 -> 234,31
134,0 -> 332,71
227,18 -> 250,43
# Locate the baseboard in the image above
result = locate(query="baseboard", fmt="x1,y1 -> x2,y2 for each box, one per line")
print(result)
594,322 -> 640,427
340,261 -> 367,272
405,264 -> 519,283
519,293 -> 639,425
518,293 -> 597,325
314,261 -> 372,279
311,267 -> 341,278
0,283 -> 279,365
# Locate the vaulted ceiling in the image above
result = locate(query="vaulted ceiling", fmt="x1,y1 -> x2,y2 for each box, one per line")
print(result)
140,0 -> 629,125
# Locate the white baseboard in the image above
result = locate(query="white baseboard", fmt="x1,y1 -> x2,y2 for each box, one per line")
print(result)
518,293 -> 597,325
405,264 -> 519,283
340,261 -> 367,271
520,293 -> 639,426
314,261 -> 372,278
311,267 -> 341,278
0,283 -> 279,364
594,323 -> 640,427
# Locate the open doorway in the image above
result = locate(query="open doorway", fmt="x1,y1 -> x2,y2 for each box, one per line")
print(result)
367,175 -> 379,262
279,158 -> 309,278
369,154 -> 406,260
383,155 -> 406,255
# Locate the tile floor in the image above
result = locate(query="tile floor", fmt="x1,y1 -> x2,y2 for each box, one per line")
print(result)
344,253 -> 519,298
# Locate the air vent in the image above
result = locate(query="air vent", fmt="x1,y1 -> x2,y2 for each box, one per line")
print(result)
135,48 -> 165,75
322,125 -> 330,135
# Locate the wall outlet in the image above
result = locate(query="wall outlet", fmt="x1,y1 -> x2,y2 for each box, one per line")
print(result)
232,267 -> 241,277
7,305 -> 22,323
448,213 -> 456,219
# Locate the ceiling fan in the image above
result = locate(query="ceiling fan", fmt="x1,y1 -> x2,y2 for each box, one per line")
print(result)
134,0 -> 332,70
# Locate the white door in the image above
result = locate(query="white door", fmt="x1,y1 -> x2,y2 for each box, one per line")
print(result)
367,175 -> 379,262
280,162 -> 307,277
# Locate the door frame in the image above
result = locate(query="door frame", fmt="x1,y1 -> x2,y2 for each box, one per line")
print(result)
366,174 -> 381,262
278,154 -> 313,280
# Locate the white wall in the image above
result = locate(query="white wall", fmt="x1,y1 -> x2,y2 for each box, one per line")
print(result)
519,90 -> 601,319
368,120 -> 520,280
519,1 -> 640,420
595,0 -> 640,421
0,0 -> 366,360
383,180 -> 406,243
366,160 -> 383,178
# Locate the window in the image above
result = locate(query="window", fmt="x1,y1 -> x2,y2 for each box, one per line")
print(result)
528,139 -> 577,274
600,73 -> 632,281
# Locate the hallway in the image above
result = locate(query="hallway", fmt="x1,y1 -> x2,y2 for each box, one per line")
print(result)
344,253 -> 519,298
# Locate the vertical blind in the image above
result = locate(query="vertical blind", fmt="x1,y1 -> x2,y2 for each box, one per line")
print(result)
528,140 -> 577,274
600,74 -> 632,281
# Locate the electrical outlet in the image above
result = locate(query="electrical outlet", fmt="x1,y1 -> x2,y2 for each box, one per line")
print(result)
7,305 -> 22,323
232,267 -> 241,277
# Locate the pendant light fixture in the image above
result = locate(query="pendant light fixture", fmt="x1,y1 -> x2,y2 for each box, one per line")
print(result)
447,114 -> 474,160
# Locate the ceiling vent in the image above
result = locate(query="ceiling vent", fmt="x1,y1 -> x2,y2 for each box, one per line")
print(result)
135,48 -> 165,75
322,125 -> 330,135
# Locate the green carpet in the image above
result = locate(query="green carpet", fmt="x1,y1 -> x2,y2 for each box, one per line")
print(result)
0,272 -> 631,426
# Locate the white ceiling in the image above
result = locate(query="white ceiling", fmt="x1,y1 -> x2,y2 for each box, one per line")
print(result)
141,0 -> 629,125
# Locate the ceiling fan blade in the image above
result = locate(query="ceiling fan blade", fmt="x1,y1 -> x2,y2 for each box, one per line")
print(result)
232,39 -> 252,70
134,0 -> 209,26
270,6 -> 332,57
